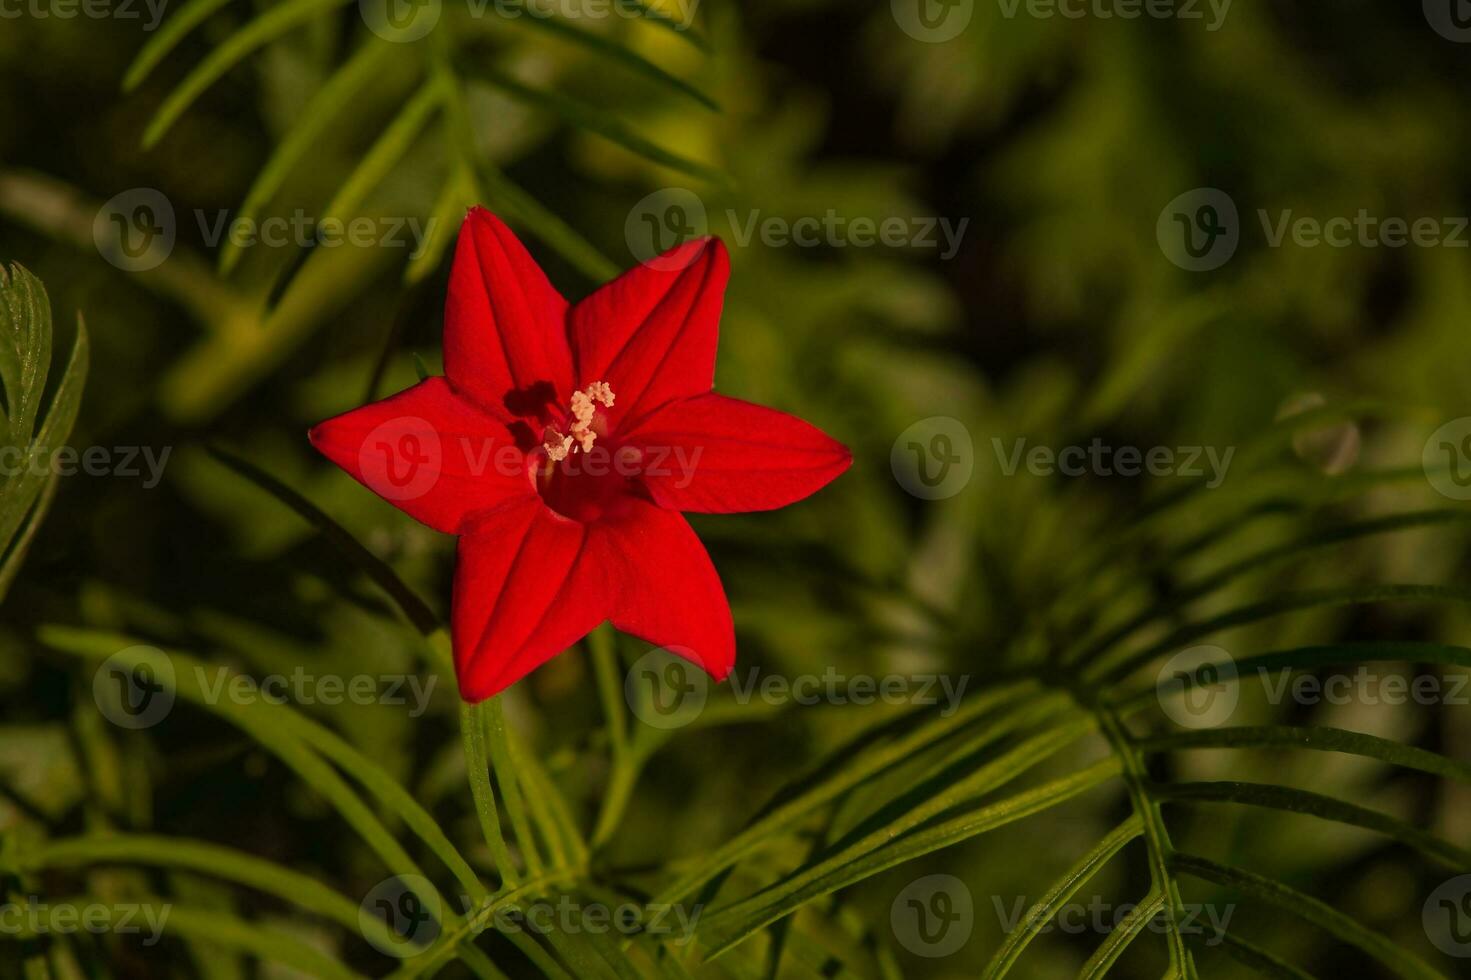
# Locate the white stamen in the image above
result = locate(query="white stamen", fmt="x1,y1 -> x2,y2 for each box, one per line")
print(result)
543,382 -> 615,460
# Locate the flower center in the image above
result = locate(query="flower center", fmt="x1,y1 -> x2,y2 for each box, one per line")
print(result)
533,381 -> 643,523
542,381 -> 615,461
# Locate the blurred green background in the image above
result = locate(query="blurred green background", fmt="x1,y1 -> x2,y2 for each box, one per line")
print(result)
2,0 -> 1471,977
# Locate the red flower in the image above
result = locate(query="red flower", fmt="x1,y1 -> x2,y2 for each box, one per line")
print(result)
309,208 -> 851,702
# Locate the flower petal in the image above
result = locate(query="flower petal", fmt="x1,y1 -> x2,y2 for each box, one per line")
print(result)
444,208 -> 573,418
622,392 -> 852,513
452,499 -> 610,702
569,237 -> 729,431
594,499 -> 735,680
308,377 -> 532,534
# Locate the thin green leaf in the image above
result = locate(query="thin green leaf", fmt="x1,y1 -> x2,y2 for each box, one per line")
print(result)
474,66 -> 726,184
39,628 -> 484,907
699,742 -> 1116,958
1099,711 -> 1191,977
13,834 -> 399,949
0,470 -> 59,602
220,37 -> 402,276
477,162 -> 618,281
1151,781 -> 1471,871
1135,725 -> 1471,782
461,701 -> 521,886
1111,641 -> 1471,713
982,815 -> 1143,979
0,310 -> 87,556
1170,853 -> 1444,980
205,446 -> 440,634
123,0 -> 237,90
142,0 -> 356,148
482,697 -> 545,876
406,170 -> 473,285
473,10 -> 719,111
656,682 -> 1052,905
1204,929 -> 1317,980
1070,510 -> 1471,668
320,81 -> 443,225
1090,584 -> 1471,685
1076,890 -> 1165,980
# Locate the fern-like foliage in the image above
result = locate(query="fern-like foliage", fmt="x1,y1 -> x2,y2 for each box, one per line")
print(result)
8,399 -> 1467,978
0,265 -> 87,603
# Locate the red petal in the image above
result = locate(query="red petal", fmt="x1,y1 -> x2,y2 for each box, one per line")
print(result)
622,393 -> 852,513
452,499 -> 610,702
444,208 -> 573,418
308,377 -> 533,534
568,237 -> 729,431
593,499 -> 735,680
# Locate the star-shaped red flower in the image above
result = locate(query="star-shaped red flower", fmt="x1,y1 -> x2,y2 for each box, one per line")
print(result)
310,208 -> 851,702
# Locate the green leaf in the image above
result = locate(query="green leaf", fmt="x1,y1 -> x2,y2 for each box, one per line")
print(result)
123,0 -> 237,90
1150,780 -> 1471,871
205,446 -> 440,634
699,745 -> 1116,958
473,66 -> 726,185
1070,510 -> 1471,668
1170,853 -> 1444,980
1076,889 -> 1165,980
1134,725 -> 1471,782
320,81 -> 444,226
656,683 -> 1058,905
12,834 -> 401,949
141,0 -> 356,149
34,898 -> 361,979
982,815 -> 1142,979
472,10 -> 720,112
219,36 -> 402,276
1204,929 -> 1317,980
1090,584 -> 1471,684
482,696 -> 546,876
0,267 -> 88,600
38,627 -> 485,907
461,700 -> 521,886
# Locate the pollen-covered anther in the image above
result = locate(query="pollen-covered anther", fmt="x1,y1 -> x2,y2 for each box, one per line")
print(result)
546,382 -> 616,459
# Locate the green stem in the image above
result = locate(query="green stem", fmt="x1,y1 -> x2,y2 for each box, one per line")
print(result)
460,702 -> 519,887
482,697 -> 546,877
589,626 -> 633,847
